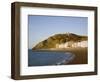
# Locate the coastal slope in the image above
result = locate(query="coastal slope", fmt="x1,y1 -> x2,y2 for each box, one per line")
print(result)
32,33 -> 87,50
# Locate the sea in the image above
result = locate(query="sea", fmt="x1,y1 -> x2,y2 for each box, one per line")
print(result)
28,49 -> 75,66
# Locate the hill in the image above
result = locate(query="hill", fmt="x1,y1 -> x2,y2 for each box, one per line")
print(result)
32,33 -> 87,50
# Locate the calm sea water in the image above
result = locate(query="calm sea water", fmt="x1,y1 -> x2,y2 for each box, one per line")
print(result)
28,49 -> 75,66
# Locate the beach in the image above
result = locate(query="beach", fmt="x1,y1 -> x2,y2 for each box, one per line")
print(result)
49,47 -> 88,64
64,47 -> 88,64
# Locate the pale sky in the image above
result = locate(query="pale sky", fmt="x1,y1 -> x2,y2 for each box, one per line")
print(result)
28,15 -> 88,49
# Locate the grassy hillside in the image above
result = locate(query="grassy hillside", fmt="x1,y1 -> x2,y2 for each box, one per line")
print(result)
32,33 -> 87,50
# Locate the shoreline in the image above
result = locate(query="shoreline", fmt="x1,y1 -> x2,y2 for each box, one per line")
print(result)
32,47 -> 87,52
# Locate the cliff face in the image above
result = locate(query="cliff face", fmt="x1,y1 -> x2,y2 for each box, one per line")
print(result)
32,33 -> 87,50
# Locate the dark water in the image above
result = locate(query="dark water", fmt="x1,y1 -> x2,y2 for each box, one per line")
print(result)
28,49 -> 75,66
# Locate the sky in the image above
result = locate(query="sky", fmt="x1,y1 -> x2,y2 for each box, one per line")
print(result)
28,15 -> 88,49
